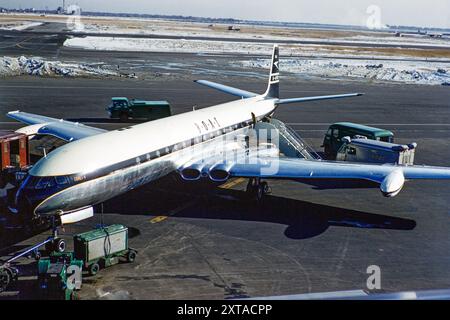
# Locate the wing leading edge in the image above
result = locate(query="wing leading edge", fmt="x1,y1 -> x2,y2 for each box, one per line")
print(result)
7,111 -> 106,142
194,80 -> 258,99
179,150 -> 450,197
226,157 -> 450,181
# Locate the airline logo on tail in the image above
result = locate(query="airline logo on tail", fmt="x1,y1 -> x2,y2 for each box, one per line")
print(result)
270,46 -> 279,84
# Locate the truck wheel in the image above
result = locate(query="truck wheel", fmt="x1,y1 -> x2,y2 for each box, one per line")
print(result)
119,112 -> 129,122
127,250 -> 136,263
54,238 -> 66,253
89,263 -> 100,276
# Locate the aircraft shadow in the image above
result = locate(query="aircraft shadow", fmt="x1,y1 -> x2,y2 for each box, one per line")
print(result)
101,179 -> 416,240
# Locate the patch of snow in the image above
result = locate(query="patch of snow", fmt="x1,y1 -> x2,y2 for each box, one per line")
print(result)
337,35 -> 450,49
0,56 -> 119,78
78,22 -> 450,48
64,36 -> 275,54
0,21 -> 43,31
64,36 -> 450,62
241,58 -> 450,85
62,36 -> 450,85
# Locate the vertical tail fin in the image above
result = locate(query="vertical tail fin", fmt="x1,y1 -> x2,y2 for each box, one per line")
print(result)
263,45 -> 279,98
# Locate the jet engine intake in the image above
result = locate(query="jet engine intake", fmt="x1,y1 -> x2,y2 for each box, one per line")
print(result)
380,170 -> 405,197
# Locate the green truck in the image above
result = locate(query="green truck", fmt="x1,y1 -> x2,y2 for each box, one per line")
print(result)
322,122 -> 394,159
74,224 -> 137,276
106,97 -> 172,122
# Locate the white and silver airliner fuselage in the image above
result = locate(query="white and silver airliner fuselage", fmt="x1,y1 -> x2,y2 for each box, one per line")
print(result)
16,96 -> 275,216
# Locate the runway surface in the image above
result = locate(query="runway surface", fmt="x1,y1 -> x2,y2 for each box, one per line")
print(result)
1,25 -> 450,298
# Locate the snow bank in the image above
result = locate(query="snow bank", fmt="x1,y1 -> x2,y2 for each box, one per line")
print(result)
80,22 -> 450,48
64,36 -> 273,54
64,36 -> 450,62
0,56 -> 119,78
0,21 -> 43,31
242,58 -> 450,85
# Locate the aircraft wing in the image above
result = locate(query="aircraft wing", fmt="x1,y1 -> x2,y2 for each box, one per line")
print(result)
227,157 -> 450,181
194,80 -> 258,99
179,150 -> 450,197
7,111 -> 106,142
277,93 -> 363,105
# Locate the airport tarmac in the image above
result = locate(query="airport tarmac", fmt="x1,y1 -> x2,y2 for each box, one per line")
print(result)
1,73 -> 450,299
1,20 -> 450,299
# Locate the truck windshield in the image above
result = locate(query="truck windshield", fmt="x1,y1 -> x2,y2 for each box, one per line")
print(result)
113,101 -> 127,108
380,136 -> 394,143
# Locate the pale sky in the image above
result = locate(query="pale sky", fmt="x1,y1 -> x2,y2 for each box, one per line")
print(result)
1,0 -> 449,29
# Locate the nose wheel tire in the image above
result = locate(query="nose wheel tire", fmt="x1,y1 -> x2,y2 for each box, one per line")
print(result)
45,238 -> 66,253
54,238 -> 66,253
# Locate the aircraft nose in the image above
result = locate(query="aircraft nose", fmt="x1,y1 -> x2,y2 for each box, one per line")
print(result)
14,174 -> 61,218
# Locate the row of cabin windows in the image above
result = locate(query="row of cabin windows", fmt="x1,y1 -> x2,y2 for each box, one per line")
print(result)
144,120 -> 252,162
109,120 -> 252,176
25,120 -> 253,190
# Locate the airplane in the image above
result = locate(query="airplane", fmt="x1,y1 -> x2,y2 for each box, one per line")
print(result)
6,45 -> 450,227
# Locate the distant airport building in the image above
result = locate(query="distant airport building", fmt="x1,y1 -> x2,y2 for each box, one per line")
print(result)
57,2 -> 82,15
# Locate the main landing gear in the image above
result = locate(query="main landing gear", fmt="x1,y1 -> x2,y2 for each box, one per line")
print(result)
246,178 -> 271,201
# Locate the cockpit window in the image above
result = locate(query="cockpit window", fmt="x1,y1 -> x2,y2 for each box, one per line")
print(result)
55,176 -> 70,185
35,177 -> 56,189
24,175 -> 77,190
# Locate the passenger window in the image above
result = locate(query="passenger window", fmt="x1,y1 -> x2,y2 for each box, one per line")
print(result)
326,128 -> 332,136
347,147 -> 357,155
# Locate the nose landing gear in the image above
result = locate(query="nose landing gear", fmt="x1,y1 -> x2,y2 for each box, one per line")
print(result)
246,178 -> 271,201
44,215 -> 66,254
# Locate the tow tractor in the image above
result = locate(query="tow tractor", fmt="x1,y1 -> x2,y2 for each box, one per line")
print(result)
38,251 -> 83,300
37,224 -> 136,299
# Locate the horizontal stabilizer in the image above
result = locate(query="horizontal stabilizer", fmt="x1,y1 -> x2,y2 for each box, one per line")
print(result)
277,93 -> 363,105
194,80 -> 257,99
